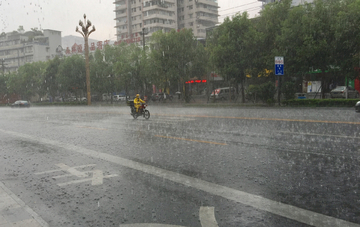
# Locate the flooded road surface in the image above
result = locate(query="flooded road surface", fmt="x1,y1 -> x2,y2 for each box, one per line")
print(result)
0,106 -> 359,227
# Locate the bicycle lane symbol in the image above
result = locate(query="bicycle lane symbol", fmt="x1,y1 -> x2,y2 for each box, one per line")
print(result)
119,206 -> 218,227
34,163 -> 118,186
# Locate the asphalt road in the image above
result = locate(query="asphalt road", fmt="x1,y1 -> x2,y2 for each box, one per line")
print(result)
0,105 -> 359,227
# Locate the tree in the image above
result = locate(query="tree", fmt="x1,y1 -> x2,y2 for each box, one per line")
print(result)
8,62 -> 46,100
209,12 -> 259,103
333,0 -> 360,81
57,55 -> 86,98
149,29 -> 206,95
41,57 -> 62,100
17,26 -> 25,34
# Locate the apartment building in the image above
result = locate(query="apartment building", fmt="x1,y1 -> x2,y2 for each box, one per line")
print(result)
0,29 -> 62,73
114,0 -> 218,44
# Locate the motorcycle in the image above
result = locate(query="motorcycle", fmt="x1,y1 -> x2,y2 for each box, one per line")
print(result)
127,100 -> 150,119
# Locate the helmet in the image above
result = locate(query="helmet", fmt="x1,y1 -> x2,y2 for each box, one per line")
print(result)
136,94 -> 140,98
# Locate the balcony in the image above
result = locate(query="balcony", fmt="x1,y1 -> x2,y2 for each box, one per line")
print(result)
196,15 -> 218,23
195,7 -> 218,16
195,0 -> 218,7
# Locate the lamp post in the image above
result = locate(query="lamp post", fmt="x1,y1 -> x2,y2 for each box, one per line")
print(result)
140,28 -> 148,50
76,14 -> 95,106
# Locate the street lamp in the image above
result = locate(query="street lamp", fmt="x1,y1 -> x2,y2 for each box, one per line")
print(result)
76,14 -> 95,106
140,28 -> 148,50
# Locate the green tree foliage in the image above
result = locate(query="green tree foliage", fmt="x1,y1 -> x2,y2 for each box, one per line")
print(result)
57,54 -> 86,96
41,56 -> 62,99
282,81 -> 297,100
209,12 -> 258,103
149,29 -> 207,94
8,62 -> 46,100
90,48 -> 115,100
333,0 -> 360,79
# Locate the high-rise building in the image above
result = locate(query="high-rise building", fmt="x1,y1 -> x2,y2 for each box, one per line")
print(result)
114,0 -> 218,45
0,29 -> 62,73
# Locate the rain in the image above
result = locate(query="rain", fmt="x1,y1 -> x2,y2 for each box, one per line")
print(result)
0,0 -> 360,227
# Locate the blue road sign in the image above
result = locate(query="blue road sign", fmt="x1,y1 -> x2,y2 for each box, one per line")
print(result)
275,56 -> 284,76
275,64 -> 284,76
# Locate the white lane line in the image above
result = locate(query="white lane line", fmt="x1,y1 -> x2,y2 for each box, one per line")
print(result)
119,207 -> 218,227
278,131 -> 360,139
199,207 -> 218,227
1,129 -> 359,227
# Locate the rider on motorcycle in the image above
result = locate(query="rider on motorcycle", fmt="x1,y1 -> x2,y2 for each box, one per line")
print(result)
134,94 -> 145,113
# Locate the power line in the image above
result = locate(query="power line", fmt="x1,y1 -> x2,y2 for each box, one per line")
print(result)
218,1 -> 261,12
219,6 -> 262,19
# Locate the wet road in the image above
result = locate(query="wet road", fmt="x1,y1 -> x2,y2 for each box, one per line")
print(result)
0,106 -> 359,227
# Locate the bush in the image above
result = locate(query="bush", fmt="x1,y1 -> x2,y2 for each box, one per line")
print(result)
245,84 -> 260,103
258,81 -> 276,104
282,81 -> 296,100
282,99 -> 360,107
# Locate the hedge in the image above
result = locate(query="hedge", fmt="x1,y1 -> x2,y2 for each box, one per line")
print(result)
282,99 -> 359,107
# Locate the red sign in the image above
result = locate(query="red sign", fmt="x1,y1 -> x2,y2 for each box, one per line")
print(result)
90,42 -> 96,51
185,79 -> 207,84
77,44 -> 83,53
97,41 -> 103,50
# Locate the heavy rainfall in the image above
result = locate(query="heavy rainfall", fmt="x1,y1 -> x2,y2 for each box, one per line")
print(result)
1,0 -> 360,227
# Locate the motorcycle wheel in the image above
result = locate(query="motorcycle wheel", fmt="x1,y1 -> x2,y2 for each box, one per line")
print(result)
132,113 -> 138,119
144,110 -> 150,120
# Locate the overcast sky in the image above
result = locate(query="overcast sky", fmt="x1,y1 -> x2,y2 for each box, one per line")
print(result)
0,0 -> 263,41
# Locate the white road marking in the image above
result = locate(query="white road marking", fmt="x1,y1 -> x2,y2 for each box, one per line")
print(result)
56,163 -> 88,177
35,163 -> 116,186
57,174 -> 118,187
119,207 -> 218,227
1,129 -> 359,227
199,207 -> 218,227
92,169 -> 104,185
34,164 -> 96,175
278,131 -> 360,139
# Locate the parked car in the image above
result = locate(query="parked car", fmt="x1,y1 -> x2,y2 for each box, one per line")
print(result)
113,95 -> 126,101
65,96 -> 77,102
355,101 -> 360,112
210,87 -> 236,100
11,100 -> 30,108
330,86 -> 359,99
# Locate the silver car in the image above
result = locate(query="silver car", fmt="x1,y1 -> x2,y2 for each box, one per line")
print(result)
330,86 -> 359,98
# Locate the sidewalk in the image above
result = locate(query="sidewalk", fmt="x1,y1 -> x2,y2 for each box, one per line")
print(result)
0,182 -> 48,227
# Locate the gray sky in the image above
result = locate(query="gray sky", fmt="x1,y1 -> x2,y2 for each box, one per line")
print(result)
0,0 -> 262,41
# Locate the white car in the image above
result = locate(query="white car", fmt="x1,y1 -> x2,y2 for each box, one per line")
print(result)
113,95 -> 126,101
